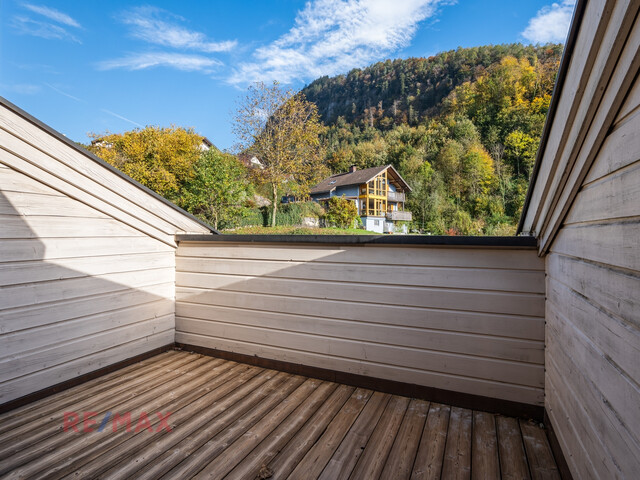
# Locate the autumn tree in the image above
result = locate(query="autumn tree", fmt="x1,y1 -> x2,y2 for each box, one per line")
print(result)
87,126 -> 203,199
232,82 -> 326,227
178,150 -> 253,230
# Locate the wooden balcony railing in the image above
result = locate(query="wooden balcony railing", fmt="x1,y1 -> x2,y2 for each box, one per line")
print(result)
387,191 -> 405,202
386,210 -> 412,221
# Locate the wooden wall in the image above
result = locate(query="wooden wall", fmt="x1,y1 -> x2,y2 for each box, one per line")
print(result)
175,241 -> 546,406
544,67 -> 640,480
520,1 -> 640,476
0,100 -> 209,405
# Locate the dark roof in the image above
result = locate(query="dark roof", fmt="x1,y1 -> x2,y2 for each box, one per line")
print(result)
310,165 -> 411,195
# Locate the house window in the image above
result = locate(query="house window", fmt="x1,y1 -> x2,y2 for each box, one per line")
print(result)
374,220 -> 380,226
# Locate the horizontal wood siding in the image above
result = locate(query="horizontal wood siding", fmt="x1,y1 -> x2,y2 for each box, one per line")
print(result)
544,65 -> 640,478
175,242 -> 545,406
0,147 -> 175,405
0,101 -> 210,243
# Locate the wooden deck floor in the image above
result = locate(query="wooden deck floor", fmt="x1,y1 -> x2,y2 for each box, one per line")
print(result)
0,350 -> 560,479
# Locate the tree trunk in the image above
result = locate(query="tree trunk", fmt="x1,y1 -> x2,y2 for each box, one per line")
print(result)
271,184 -> 278,227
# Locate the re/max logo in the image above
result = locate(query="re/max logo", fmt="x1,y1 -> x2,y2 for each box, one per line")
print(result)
63,411 -> 172,433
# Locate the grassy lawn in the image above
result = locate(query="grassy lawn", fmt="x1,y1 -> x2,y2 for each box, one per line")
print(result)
223,226 -> 379,235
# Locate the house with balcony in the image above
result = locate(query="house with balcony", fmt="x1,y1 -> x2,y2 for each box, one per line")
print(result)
309,165 -> 412,233
0,1 -> 638,478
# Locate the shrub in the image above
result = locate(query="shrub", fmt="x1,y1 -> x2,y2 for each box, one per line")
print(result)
324,196 -> 359,228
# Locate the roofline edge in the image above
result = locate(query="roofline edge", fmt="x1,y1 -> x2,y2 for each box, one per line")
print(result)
0,96 -> 219,234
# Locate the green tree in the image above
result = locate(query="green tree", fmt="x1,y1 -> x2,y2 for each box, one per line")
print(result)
179,150 -> 253,230
232,81 -> 327,227
87,126 -> 203,199
324,196 -> 359,228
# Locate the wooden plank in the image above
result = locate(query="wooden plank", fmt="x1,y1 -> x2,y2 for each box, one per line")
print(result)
265,385 -> 356,479
175,318 -> 544,388
286,388 -> 373,480
348,395 -> 409,480
1,282 -> 174,334
0,266 -> 174,311
441,407 -> 472,480
538,4 -> 640,251
547,252 -> 640,329
520,420 -> 561,480
1,299 -> 174,360
545,362 -> 613,479
471,411 -> 499,480
176,287 -> 545,340
546,274 -> 640,384
0,331 -> 174,404
176,331 -> 545,406
0,190 -> 111,217
0,351 -> 183,433
0,251 -> 174,287
177,243 -> 545,271
190,377 -> 320,479
0,355 -> 216,475
551,221 -> 640,272
225,382 -> 338,480
176,303 -> 544,364
565,159 -> 640,224
0,314 -> 174,382
0,144 -> 176,246
0,165 -> 66,196
15,358 -> 241,480
66,364 -> 265,480
585,112 -> 640,183
176,257 -> 545,294
175,271 -> 545,317
496,416 -> 530,480
379,399 -> 429,480
546,311 -> 640,476
317,392 -> 389,480
0,354 -> 207,461
615,69 -> 640,123
520,0 -> 613,233
0,215 -> 150,239
146,372 -> 302,479
0,109 -> 207,233
0,236 -> 172,264
411,403 -> 450,480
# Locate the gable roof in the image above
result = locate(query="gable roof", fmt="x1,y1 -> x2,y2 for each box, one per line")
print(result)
310,165 -> 411,195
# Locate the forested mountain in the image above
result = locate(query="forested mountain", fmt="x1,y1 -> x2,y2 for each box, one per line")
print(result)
302,44 -> 562,127
302,44 -> 564,235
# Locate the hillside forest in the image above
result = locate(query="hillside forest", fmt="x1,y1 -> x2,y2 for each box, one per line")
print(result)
86,43 -> 563,235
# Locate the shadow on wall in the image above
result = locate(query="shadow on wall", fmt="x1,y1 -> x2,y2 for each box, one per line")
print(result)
0,183 -> 174,405
173,241 -> 546,407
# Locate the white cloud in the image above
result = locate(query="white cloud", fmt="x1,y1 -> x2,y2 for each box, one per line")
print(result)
23,4 -> 82,28
0,83 -> 41,95
96,52 -> 222,73
11,15 -> 81,43
121,7 -> 236,53
229,0 -> 449,85
522,0 -> 576,44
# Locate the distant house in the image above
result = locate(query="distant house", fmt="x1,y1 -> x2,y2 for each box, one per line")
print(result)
310,165 -> 411,233
199,136 -> 216,152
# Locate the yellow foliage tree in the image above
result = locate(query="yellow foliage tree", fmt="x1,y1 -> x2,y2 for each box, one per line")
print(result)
87,126 -> 204,199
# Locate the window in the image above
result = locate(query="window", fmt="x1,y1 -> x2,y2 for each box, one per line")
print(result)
374,220 -> 380,226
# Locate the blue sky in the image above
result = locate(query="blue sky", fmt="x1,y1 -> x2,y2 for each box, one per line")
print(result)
0,0 -> 576,150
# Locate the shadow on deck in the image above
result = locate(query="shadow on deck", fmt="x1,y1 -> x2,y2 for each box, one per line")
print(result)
0,350 -> 559,479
